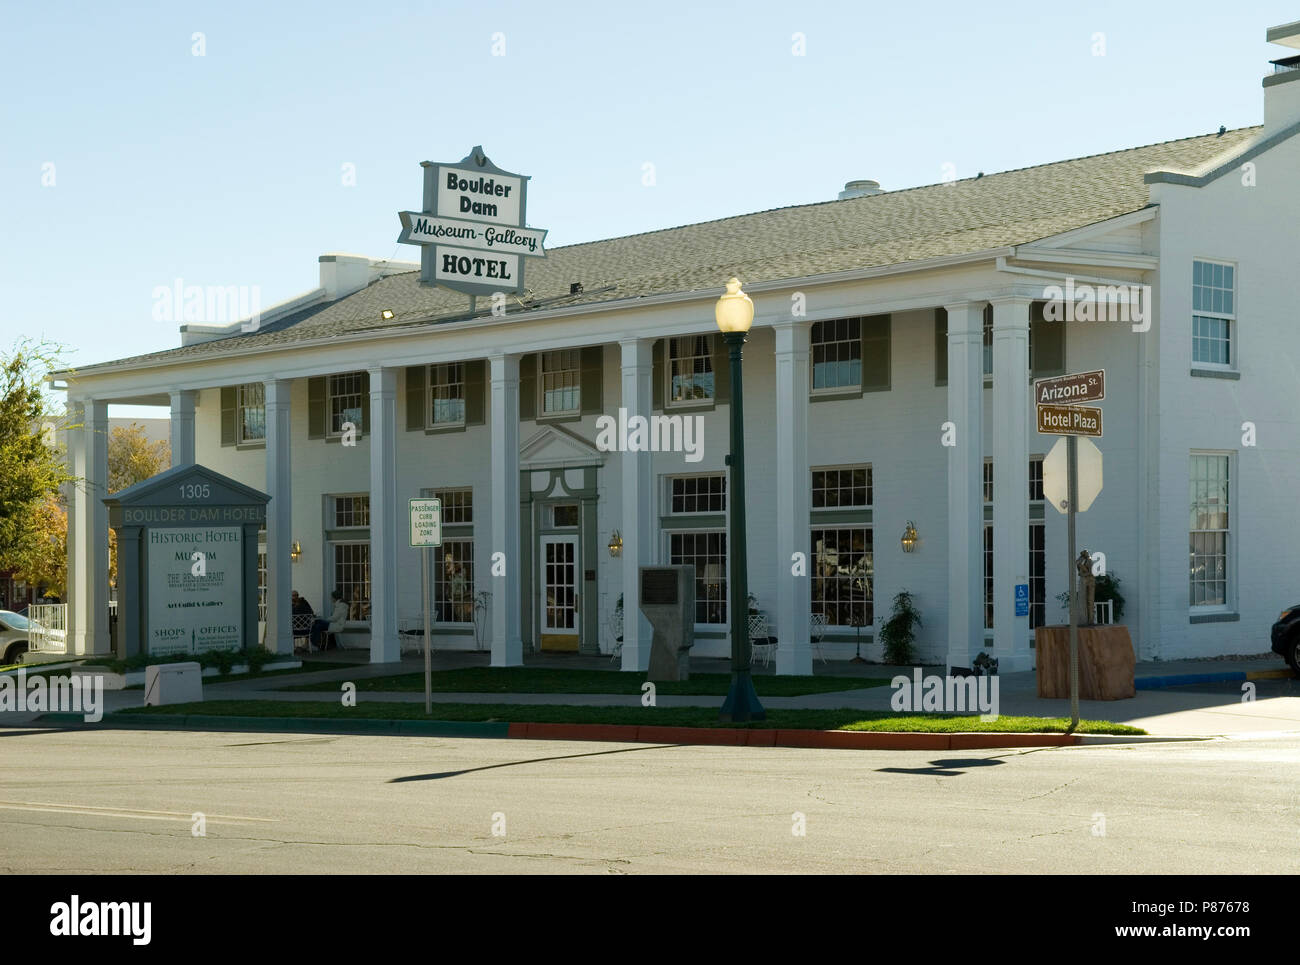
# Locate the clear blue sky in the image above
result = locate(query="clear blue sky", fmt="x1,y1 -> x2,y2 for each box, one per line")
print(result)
1,0 -> 1293,416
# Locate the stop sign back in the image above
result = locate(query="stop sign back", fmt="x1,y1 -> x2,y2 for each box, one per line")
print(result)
1043,436 -> 1103,513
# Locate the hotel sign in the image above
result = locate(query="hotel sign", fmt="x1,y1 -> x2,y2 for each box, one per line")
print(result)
1037,402 -> 1103,437
397,146 -> 547,297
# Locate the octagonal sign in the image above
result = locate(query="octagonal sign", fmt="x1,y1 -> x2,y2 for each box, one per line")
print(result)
1043,436 -> 1103,514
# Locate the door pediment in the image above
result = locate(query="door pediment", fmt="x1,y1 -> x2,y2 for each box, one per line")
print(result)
519,424 -> 605,471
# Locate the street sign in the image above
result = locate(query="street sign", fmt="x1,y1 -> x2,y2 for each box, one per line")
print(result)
1034,369 -> 1104,405
1043,436 -> 1103,513
1037,403 -> 1103,437
409,498 -> 442,547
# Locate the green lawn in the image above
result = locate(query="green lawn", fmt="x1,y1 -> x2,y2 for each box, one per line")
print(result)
120,659 -> 340,688
116,699 -> 1145,735
282,666 -> 889,697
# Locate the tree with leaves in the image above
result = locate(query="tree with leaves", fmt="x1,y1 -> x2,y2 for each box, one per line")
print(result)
106,423 -> 170,584
0,340 -> 73,592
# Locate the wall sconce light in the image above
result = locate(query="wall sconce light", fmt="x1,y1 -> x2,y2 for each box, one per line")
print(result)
900,521 -> 919,553
608,530 -> 623,557
291,540 -> 302,562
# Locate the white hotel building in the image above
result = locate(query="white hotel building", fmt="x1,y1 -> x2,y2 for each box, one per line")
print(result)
59,23 -> 1300,674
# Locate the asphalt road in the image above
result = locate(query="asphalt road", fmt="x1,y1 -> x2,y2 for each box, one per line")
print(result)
1,726 -> 1297,874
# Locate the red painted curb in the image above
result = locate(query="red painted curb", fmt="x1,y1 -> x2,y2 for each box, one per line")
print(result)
502,722 -> 1080,750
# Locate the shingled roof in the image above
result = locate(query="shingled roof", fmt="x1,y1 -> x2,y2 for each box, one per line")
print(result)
79,126 -> 1261,373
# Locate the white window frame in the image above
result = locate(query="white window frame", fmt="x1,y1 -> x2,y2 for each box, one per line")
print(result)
327,371 -> 365,438
1189,451 -> 1234,613
810,524 -> 874,630
238,382 -> 266,446
1191,259 -> 1236,370
810,317 -> 863,395
810,464 -> 872,511
666,335 -> 716,408
328,539 -> 371,626
664,473 -> 727,516
427,363 -> 466,428
666,528 -> 729,628
540,349 -> 582,415
433,538 -> 475,626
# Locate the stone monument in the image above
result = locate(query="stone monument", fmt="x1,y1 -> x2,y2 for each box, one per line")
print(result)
637,565 -> 696,681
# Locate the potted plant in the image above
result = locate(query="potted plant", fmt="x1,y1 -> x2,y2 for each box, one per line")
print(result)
878,590 -> 922,665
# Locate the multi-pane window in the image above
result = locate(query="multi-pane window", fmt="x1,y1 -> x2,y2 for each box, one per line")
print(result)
811,466 -> 871,508
328,372 -> 364,435
332,543 -> 370,621
811,527 -> 873,627
436,488 -> 472,524
1029,457 -> 1044,502
669,531 -> 727,625
811,317 -> 862,391
983,460 -> 994,503
434,540 -> 475,623
333,495 -> 370,528
429,363 -> 465,426
238,383 -> 266,444
1029,523 -> 1045,629
1192,260 -> 1235,365
670,474 -> 726,514
541,350 -> 581,414
1190,454 -> 1230,607
668,336 -> 715,404
983,525 -> 994,630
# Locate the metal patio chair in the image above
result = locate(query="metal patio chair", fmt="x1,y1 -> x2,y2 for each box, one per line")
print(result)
749,612 -> 778,669
809,611 -> 828,664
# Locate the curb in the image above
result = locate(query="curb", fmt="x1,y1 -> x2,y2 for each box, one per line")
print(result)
30,713 -> 1085,749
1135,668 -> 1293,690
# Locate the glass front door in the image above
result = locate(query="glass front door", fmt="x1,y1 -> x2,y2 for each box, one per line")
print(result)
540,535 -> 579,651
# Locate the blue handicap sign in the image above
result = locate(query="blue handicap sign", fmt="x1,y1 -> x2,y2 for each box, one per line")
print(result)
1014,583 -> 1029,617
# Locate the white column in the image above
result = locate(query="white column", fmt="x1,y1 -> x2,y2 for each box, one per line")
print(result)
71,400 -> 110,655
991,295 -> 1033,671
168,389 -> 196,467
619,338 -> 654,671
773,320 -> 812,675
945,302 -> 984,672
264,380 -> 293,655
368,366 -> 400,663
489,353 -> 524,666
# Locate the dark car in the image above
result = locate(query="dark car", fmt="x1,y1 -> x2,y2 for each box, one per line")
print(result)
1270,604 -> 1300,674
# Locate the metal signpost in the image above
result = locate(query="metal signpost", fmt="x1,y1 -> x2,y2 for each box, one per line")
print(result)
1036,370 -> 1105,728
409,498 -> 442,715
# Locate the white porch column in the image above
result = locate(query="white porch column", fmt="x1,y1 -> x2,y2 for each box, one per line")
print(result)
991,295 -> 1033,671
773,320 -> 812,675
619,338 -> 654,672
71,400 -> 110,655
945,302 -> 984,672
368,366 -> 400,663
168,389 -> 196,467
264,380 -> 293,655
489,353 -> 524,666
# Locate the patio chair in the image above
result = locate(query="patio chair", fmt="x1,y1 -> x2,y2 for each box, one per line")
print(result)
607,607 -> 624,663
291,612 -> 315,653
749,613 -> 778,669
398,618 -> 429,655
809,611 -> 828,664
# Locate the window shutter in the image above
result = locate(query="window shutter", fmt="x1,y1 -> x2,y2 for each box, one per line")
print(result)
307,377 -> 326,439
465,360 -> 486,425
1030,302 -> 1065,378
711,335 -> 731,403
359,371 -> 370,436
935,309 -> 948,386
405,365 -> 426,431
579,346 -> 603,415
860,314 -> 891,391
652,339 -> 664,410
519,354 -> 537,420
220,386 -> 237,446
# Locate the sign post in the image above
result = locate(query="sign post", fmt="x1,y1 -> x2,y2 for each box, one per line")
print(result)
409,498 -> 443,715
1036,370 -> 1105,729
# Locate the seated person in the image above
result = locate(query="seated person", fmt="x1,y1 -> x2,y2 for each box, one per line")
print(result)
310,590 -> 349,650
291,591 -> 314,616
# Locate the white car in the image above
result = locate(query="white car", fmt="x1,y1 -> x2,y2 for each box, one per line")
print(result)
0,610 -> 31,664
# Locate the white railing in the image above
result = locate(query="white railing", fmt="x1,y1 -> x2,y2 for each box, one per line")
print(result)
28,603 -> 68,653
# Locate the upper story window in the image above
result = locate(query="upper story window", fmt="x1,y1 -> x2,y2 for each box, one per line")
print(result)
541,350 -> 581,415
811,317 -> 862,392
1192,260 -> 1235,366
668,335 -> 715,405
435,487 -> 472,524
329,372 -> 365,436
238,383 -> 265,444
983,460 -> 994,504
669,474 -> 726,514
333,494 -> 370,529
811,466 -> 871,509
1029,457 -> 1045,502
428,363 -> 466,426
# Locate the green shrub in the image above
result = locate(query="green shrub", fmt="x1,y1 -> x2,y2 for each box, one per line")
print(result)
878,591 -> 923,665
82,647 -> 277,675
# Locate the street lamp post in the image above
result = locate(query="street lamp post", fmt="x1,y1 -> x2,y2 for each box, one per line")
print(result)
716,277 -> 765,722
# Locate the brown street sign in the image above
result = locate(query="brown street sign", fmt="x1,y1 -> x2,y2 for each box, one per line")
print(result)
1038,403 -> 1102,437
1034,369 -> 1105,405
